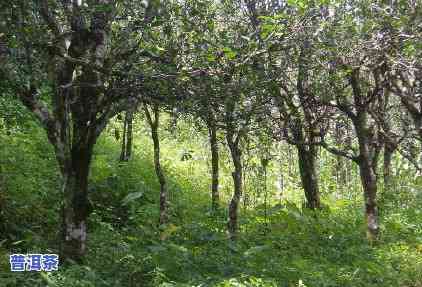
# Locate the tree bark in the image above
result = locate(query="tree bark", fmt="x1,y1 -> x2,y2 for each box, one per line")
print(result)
227,131 -> 242,240
144,104 -> 168,225
383,143 -> 394,190
349,69 -> 381,241
291,119 -> 321,209
120,108 -> 134,162
297,145 -> 321,209
152,123 -> 167,226
294,41 -> 321,209
357,157 -> 379,241
354,112 -> 380,241
207,112 -> 220,211
60,129 -> 95,263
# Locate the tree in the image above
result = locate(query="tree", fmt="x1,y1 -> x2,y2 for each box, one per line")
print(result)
0,0 -> 157,261
321,48 -> 386,241
254,4 -> 327,209
144,102 -> 168,226
224,93 -> 245,239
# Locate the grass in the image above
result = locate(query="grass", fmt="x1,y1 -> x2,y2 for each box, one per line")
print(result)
0,121 -> 421,286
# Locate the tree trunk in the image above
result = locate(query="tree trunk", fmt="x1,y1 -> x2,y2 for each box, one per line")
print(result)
120,108 -> 134,162
144,104 -> 168,226
227,132 -> 242,240
349,69 -> 381,241
208,114 -> 219,211
152,124 -> 167,225
291,119 -> 321,209
60,141 -> 94,263
355,116 -> 380,241
297,145 -> 321,209
126,109 -> 133,160
120,113 -> 127,161
383,144 -> 394,190
358,157 -> 379,241
262,158 -> 269,226
4,0 -> 129,263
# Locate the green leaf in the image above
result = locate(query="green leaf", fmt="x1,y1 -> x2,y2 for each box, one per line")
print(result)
207,54 -> 216,62
223,47 -> 237,60
121,191 -> 144,205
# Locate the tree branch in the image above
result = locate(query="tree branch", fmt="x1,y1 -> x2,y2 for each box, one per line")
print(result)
320,140 -> 359,162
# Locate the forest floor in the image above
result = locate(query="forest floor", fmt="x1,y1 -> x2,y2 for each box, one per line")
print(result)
0,124 -> 421,287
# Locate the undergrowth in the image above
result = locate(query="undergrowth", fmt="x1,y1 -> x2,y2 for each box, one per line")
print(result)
0,124 -> 421,287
